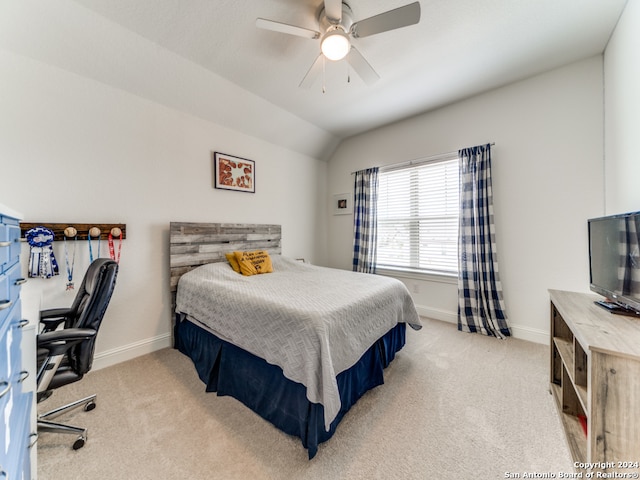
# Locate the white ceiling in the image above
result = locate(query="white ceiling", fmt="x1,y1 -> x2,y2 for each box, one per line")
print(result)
0,0 -> 628,159
69,0 -> 627,141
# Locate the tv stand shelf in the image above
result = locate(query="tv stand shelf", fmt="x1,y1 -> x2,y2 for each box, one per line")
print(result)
549,290 -> 640,472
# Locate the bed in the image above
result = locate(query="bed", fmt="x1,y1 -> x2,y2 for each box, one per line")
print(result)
169,222 -> 421,458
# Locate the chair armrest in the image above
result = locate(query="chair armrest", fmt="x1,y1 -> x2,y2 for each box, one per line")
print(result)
39,307 -> 73,332
40,307 -> 73,319
37,328 -> 97,356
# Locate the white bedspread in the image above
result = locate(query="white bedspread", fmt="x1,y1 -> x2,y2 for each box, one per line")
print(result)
175,255 -> 421,430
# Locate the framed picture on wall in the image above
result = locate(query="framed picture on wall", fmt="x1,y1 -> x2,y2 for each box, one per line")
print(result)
213,152 -> 255,193
332,193 -> 352,215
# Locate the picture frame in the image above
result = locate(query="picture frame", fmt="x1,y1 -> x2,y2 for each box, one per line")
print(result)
332,193 -> 352,215
213,152 -> 255,193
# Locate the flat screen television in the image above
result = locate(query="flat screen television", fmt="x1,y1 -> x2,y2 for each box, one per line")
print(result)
588,211 -> 640,316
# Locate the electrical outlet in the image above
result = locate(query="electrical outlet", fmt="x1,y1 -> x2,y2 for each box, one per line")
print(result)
412,283 -> 419,294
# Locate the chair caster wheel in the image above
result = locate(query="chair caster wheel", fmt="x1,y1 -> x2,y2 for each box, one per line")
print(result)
84,401 -> 96,412
72,436 -> 86,450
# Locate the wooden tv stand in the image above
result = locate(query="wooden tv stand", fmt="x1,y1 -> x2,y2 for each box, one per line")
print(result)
549,290 -> 640,472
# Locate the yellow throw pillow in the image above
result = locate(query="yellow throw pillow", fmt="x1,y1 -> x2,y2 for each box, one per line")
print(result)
225,253 -> 241,273
234,250 -> 273,276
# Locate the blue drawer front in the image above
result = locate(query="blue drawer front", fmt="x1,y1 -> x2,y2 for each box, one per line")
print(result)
0,300 -> 24,468
11,301 -> 25,396
0,273 -> 9,324
0,215 -> 20,275
0,263 -> 22,328
0,210 -> 30,480
0,222 -> 7,271
0,299 -> 23,394
7,262 -> 24,310
1,389 -> 32,477
0,377 -> 12,461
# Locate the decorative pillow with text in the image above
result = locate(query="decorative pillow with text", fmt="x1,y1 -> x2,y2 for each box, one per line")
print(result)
225,252 -> 241,273
233,250 -> 273,276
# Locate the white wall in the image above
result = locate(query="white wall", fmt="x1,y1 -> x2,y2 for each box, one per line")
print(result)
2,0 -> 632,366
0,49 -> 327,368
327,57 -> 605,343
0,0 -> 338,161
604,0 -> 640,214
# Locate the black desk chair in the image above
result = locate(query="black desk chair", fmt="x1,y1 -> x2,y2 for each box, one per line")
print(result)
36,258 -> 118,449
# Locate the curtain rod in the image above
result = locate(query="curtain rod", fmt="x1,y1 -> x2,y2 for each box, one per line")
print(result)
350,142 -> 495,175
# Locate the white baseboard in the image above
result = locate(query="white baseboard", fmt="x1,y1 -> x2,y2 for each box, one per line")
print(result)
507,324 -> 549,345
415,305 -> 458,324
93,333 -> 173,371
415,304 -> 549,345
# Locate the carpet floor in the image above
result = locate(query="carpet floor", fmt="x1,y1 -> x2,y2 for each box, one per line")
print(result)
36,317 -> 574,479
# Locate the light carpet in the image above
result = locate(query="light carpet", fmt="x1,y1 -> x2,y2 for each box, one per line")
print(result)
36,318 -> 574,480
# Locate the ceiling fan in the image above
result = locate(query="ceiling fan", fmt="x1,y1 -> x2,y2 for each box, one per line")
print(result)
256,1 -> 421,89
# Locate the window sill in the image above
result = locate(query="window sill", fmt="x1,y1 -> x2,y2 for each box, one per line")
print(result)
375,267 -> 458,285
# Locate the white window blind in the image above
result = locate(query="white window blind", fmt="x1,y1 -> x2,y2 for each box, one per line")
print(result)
377,155 -> 459,275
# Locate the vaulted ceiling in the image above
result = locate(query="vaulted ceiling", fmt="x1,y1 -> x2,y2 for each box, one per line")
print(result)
0,0 -> 628,159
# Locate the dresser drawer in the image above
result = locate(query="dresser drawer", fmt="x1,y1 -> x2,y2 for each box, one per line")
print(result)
0,273 -> 9,324
0,300 -> 25,464
0,299 -> 24,395
0,206 -> 31,480
7,262 -> 25,310
0,386 -> 32,476
0,263 -> 22,326
0,215 -> 20,275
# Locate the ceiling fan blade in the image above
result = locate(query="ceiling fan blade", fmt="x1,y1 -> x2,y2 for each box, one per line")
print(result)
350,1 -> 421,38
324,0 -> 343,23
299,54 -> 324,89
347,47 -> 380,85
256,18 -> 320,39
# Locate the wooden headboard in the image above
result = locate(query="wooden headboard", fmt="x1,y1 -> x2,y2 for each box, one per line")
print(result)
169,222 -> 282,309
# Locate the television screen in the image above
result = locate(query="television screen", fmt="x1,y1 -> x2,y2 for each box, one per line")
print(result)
589,211 -> 640,314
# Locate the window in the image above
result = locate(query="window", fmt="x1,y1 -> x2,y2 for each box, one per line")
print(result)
376,155 -> 459,276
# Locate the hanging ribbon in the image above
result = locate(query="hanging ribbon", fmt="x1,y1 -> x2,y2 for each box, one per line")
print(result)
88,228 -> 101,262
63,227 -> 77,290
108,228 -> 122,263
26,227 -> 59,278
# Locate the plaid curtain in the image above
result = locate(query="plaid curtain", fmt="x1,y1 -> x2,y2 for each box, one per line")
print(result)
620,216 -> 640,296
457,144 -> 511,338
352,167 -> 379,273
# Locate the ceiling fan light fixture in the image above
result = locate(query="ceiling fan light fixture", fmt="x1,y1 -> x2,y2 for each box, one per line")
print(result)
321,28 -> 350,61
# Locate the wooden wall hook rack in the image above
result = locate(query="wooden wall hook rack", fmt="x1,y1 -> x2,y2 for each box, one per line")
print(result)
20,222 -> 127,241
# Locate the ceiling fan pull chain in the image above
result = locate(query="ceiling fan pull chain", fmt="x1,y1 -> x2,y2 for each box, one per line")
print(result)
322,55 -> 326,93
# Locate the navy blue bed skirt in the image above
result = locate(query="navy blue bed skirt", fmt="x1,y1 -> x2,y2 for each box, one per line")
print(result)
174,317 -> 406,459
